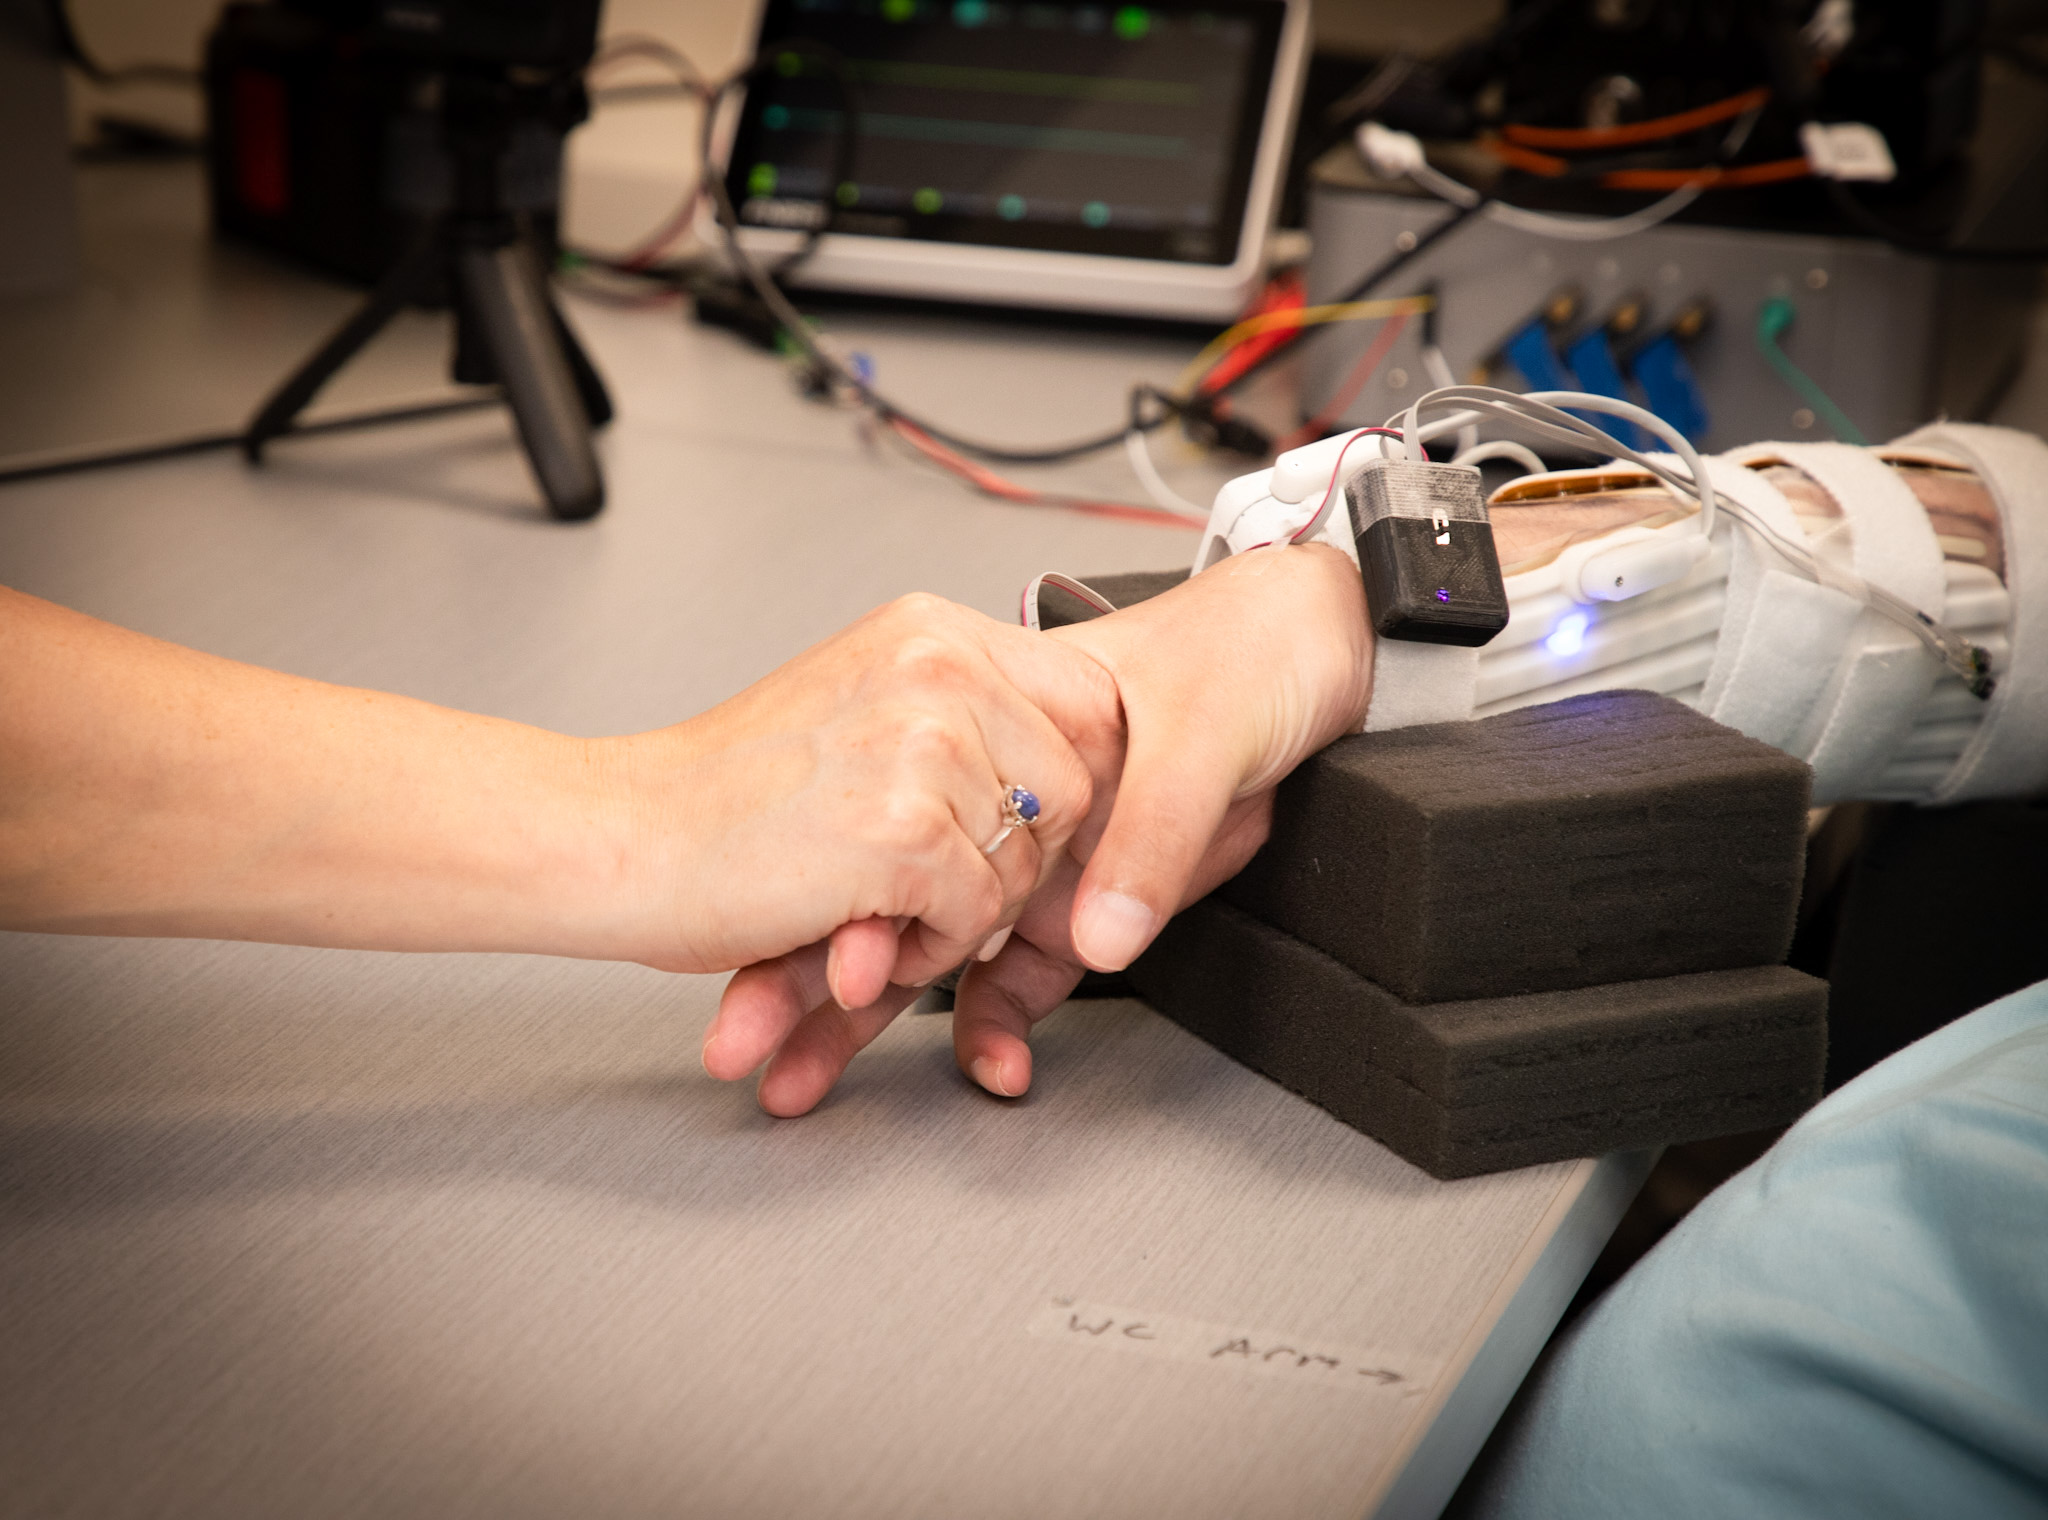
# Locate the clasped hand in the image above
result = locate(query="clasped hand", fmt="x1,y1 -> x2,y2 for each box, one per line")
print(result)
699,544 -> 1369,1116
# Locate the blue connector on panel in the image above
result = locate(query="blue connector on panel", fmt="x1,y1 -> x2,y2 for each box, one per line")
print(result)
1561,325 -> 1648,450
1622,298 -> 1713,448
1501,319 -> 1576,394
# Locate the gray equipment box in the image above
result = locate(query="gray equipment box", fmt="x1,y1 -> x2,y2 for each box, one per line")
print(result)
1303,160 -> 2037,449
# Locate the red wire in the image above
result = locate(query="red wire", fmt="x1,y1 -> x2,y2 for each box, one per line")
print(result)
1197,268 -> 1308,395
619,187 -> 707,272
1280,316 -> 1410,453
885,418 -> 1201,530
584,46 -> 711,271
1291,426 -> 1405,545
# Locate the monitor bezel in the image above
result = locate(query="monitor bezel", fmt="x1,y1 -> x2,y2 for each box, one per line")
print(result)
707,0 -> 1309,321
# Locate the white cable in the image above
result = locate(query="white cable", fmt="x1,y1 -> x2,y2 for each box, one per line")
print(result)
1394,386 -> 1719,535
1391,140 -> 1705,242
1421,344 -> 1476,455
1480,182 -> 1705,241
1380,385 -> 1992,693
1124,428 -> 1207,519
1451,439 -> 1547,476
1285,427 -> 1404,547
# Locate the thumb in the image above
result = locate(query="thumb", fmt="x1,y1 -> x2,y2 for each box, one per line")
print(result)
1067,721 -> 1242,972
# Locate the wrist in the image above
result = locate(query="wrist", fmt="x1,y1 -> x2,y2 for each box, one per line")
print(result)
1048,542 -> 1372,797
584,719 -> 722,971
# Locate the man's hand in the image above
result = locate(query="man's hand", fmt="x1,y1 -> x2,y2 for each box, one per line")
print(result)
1048,543 -> 1370,972
705,545 -> 1371,1114
952,543 -> 1369,1098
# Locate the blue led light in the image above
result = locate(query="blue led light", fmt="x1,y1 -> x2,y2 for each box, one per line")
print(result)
1545,612 -> 1590,658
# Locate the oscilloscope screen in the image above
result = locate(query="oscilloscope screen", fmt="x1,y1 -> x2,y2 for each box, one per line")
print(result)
726,0 -> 1286,265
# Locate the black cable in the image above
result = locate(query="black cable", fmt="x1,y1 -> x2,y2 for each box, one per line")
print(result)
0,396 -> 500,490
702,136 -> 1173,465
695,53 -> 1189,466
711,40 -> 862,282
702,138 -> 1479,459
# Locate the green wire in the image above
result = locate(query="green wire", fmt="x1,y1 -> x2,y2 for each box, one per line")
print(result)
1756,296 -> 1868,445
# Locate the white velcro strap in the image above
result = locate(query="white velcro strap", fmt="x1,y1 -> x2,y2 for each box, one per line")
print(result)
1696,455 -> 1864,753
1894,422 -> 2048,803
1295,478 -> 1479,733
1363,641 -> 1479,732
1768,441 -> 1947,612
1766,441 -> 1947,802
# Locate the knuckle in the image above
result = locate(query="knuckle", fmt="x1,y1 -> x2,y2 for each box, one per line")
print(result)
891,709 -> 970,771
887,631 -> 971,691
875,592 -> 959,647
870,789 -> 951,854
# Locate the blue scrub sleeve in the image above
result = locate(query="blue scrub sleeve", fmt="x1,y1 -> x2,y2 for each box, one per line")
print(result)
1461,977 -> 2048,1520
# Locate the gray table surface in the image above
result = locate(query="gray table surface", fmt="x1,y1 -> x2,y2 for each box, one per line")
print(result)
0,160 -> 1651,1520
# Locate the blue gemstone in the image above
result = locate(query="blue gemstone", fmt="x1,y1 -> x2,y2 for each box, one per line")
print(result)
1436,587 -> 1451,602
1011,787 -> 1041,823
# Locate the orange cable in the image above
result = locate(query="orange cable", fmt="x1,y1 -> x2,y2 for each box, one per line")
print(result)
1481,138 -> 1570,177
1500,87 -> 1772,151
1600,156 -> 1811,191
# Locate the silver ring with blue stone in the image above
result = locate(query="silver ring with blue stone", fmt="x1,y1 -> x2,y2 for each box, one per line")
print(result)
1001,784 -> 1041,829
984,784 -> 1041,854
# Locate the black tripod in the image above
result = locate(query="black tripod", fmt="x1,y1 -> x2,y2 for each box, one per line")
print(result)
244,72 -> 612,521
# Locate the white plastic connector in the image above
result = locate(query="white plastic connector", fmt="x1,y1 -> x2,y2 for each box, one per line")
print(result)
1556,526 -> 1712,603
1355,121 -> 1428,182
1270,429 -> 1387,503
1799,121 -> 1897,183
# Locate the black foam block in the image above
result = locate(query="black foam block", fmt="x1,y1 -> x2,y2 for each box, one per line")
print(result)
1219,690 -> 1812,1003
1128,895 -> 1827,1179
1033,568 -> 1191,628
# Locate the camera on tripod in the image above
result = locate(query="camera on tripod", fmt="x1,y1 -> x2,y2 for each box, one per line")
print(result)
209,0 -> 613,520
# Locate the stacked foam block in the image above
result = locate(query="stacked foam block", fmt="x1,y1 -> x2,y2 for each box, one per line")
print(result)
1045,572 -> 1829,1178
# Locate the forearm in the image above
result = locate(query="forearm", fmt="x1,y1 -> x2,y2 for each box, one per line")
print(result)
0,587 -> 649,956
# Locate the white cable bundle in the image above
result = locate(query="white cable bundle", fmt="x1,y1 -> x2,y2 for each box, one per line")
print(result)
1190,387 -> 2040,806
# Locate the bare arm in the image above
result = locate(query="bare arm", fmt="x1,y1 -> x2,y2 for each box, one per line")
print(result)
0,586 -> 1117,980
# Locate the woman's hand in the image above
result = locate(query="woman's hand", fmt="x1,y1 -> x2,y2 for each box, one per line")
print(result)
707,544 -> 1371,1115
622,593 -> 1122,988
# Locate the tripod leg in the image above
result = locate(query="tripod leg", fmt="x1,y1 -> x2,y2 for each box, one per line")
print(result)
459,239 -> 605,521
550,300 -> 614,427
243,224 -> 443,460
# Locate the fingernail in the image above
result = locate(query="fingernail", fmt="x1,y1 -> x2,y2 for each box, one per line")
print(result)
824,942 -> 848,1009
970,1055 -> 1015,1097
700,1032 -> 725,1077
1072,890 -> 1158,971
975,924 -> 1014,962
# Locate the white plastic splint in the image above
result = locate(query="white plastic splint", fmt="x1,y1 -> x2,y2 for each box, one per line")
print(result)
1193,425 -> 2048,806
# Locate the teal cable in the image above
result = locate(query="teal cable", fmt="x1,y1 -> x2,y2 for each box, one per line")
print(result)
1756,296 -> 1869,445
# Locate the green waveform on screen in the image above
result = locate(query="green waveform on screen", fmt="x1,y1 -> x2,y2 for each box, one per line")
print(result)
769,107 -> 1189,158
846,59 -> 1200,107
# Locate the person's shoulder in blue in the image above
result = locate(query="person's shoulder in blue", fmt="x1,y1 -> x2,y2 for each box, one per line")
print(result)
1460,977 -> 2048,1519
